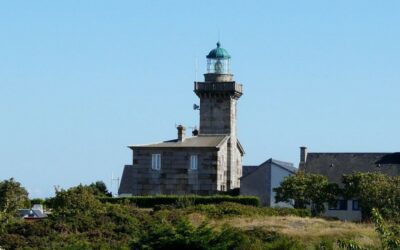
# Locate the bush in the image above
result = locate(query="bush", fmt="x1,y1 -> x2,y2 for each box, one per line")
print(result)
245,227 -> 305,250
274,172 -> 339,216
342,173 -> 400,221
135,215 -> 305,250
30,198 -> 45,205
135,211 -> 253,250
315,238 -> 334,250
100,195 -> 260,208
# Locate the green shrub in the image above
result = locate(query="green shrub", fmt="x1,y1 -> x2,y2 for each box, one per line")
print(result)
264,236 -> 305,250
135,216 -> 252,250
342,173 -> 400,221
245,227 -> 305,250
100,195 -> 260,208
371,208 -> 400,249
315,238 -> 334,250
30,198 -> 45,205
337,239 -> 365,250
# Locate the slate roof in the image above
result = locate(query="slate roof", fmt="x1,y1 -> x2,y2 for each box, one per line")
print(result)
301,152 -> 400,184
268,158 -> 297,173
242,158 -> 297,179
129,135 -> 230,149
376,152 -> 400,164
242,165 -> 258,176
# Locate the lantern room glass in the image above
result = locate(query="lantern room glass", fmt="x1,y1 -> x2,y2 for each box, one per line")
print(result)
207,58 -> 230,74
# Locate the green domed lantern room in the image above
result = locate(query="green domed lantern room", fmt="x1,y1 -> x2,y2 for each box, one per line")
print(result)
204,42 -> 233,82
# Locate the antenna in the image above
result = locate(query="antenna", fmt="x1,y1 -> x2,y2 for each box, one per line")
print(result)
111,172 -> 120,197
195,56 -> 198,82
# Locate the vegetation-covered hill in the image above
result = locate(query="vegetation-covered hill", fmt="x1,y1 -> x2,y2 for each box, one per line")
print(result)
0,178 -> 399,249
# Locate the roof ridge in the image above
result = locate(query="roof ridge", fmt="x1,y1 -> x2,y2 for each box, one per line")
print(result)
308,152 -> 395,154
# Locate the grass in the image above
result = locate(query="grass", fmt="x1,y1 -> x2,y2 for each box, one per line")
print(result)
178,204 -> 380,249
211,216 -> 379,248
148,202 -> 381,249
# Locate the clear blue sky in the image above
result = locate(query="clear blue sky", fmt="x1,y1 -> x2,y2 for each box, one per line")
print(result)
1,1 -> 399,198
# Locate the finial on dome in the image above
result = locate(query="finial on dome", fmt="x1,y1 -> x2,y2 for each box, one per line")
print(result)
216,41 -> 221,48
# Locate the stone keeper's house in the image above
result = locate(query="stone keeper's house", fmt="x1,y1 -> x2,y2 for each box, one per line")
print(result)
119,42 -> 244,196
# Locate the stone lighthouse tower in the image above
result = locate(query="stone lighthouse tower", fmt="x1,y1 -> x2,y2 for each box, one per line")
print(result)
118,42 -> 244,196
194,42 -> 244,189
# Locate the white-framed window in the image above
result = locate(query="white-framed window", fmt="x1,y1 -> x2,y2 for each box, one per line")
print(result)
190,155 -> 198,170
151,154 -> 161,170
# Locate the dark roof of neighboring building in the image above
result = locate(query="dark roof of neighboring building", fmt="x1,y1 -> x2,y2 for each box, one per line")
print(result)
376,152 -> 400,164
129,135 -> 230,149
267,158 -> 297,173
301,152 -> 400,184
241,158 -> 296,179
242,165 -> 258,176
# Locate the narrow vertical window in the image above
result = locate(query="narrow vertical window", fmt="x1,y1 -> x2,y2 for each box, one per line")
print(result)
190,155 -> 198,170
152,154 -> 161,170
352,200 -> 360,211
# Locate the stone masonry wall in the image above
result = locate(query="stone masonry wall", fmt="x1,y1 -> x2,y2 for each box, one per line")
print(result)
125,147 -> 222,195
217,141 -> 228,191
197,87 -> 242,190
199,96 -> 235,135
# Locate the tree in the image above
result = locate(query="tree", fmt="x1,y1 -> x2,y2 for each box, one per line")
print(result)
274,172 -> 338,215
0,178 -> 29,214
51,185 -> 104,217
88,181 -> 112,197
49,185 -> 107,234
342,172 -> 400,220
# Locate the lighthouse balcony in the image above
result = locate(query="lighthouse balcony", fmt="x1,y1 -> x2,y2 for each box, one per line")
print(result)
194,81 -> 243,98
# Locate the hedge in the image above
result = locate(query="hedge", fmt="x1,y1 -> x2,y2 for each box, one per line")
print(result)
100,195 -> 260,208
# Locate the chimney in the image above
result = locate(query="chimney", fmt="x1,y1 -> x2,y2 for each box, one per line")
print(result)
177,125 -> 186,142
300,146 -> 308,166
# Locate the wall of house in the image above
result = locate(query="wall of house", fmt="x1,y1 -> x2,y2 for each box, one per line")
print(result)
118,147 -> 222,196
240,165 -> 270,206
323,200 -> 362,221
270,165 -> 294,207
